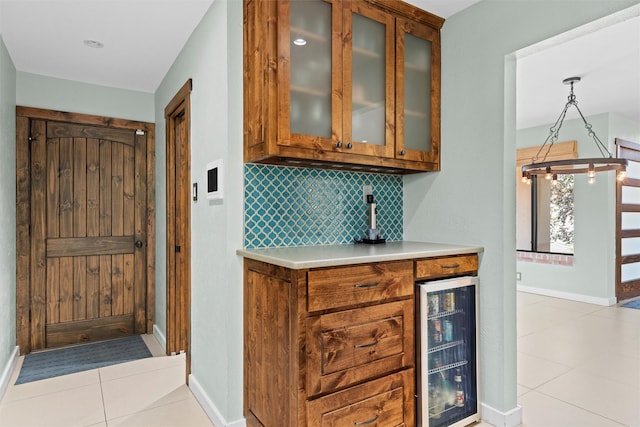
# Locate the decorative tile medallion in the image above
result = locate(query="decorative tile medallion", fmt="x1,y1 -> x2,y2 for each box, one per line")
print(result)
244,164 -> 403,248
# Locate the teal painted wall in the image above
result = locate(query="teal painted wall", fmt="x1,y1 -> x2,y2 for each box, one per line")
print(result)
0,34 -> 16,398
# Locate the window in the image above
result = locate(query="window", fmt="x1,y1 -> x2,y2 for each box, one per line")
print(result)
516,141 -> 577,255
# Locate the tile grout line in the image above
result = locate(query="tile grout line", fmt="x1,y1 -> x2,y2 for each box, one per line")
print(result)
98,369 -> 109,427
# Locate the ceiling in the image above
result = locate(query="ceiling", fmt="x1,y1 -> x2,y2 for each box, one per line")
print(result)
0,0 -> 637,131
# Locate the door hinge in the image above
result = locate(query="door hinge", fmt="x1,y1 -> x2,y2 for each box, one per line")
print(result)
175,245 -> 181,253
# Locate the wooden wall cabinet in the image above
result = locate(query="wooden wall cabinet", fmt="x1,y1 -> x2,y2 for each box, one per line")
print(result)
243,0 -> 444,174
243,259 -> 416,426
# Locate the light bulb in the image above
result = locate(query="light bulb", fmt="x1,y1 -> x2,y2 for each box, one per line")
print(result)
587,164 -> 595,178
617,169 -> 626,182
588,176 -> 596,185
521,172 -> 528,183
551,174 -> 558,186
545,167 -> 552,180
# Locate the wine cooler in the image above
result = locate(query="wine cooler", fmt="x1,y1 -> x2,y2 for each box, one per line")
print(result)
417,276 -> 480,427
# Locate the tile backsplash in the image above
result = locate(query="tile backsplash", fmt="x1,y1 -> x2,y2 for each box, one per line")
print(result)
244,164 -> 403,248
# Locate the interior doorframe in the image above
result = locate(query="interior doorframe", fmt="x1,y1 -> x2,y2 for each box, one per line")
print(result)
15,106 -> 156,355
165,79 -> 192,377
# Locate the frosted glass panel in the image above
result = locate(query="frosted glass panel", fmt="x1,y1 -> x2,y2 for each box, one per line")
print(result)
290,0 -> 332,138
621,262 -> 640,282
622,212 -> 640,230
351,13 -> 385,146
621,237 -> 640,256
622,186 -> 640,203
627,161 -> 640,178
403,33 -> 432,151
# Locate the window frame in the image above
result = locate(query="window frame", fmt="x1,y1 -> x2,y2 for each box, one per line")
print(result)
516,140 -> 577,255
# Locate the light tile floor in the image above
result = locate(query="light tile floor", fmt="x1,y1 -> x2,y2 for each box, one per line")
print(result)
2,295 -> 639,427
0,335 -> 213,427
517,291 -> 640,427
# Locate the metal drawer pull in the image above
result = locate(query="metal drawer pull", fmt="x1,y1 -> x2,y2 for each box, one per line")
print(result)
354,282 -> 379,289
355,414 -> 379,426
441,264 -> 460,269
354,340 -> 379,349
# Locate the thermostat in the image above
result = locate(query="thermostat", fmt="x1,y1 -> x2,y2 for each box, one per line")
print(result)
206,159 -> 223,200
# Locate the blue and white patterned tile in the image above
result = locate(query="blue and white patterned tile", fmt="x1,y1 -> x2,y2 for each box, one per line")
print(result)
244,164 -> 403,249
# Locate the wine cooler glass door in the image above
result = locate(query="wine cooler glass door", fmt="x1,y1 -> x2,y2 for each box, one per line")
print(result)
418,276 -> 479,427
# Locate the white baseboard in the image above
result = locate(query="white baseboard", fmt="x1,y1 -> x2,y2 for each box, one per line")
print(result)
152,324 -> 167,353
481,402 -> 522,427
0,346 -> 19,401
189,374 -> 246,427
517,285 -> 616,306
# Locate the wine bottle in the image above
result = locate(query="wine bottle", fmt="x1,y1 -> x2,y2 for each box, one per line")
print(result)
454,368 -> 465,407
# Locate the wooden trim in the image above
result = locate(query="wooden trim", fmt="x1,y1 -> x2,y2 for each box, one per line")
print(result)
165,79 -> 192,380
145,126 -> 156,334
16,115 -> 31,354
367,0 -> 444,29
16,106 -> 153,132
516,140 -> 578,166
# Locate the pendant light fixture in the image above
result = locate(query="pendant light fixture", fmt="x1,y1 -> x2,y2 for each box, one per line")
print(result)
521,77 -> 627,185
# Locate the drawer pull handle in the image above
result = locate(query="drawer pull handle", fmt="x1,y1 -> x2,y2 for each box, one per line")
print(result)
354,340 -> 379,349
354,282 -> 379,289
355,414 -> 379,426
441,264 -> 460,269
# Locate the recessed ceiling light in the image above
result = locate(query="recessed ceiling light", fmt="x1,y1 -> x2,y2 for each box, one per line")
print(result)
83,39 -> 104,49
293,38 -> 307,46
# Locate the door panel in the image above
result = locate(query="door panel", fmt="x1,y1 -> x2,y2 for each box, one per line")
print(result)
30,119 -> 148,349
616,138 -> 640,301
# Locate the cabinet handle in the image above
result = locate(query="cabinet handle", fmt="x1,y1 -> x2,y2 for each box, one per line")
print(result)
354,340 -> 379,349
399,149 -> 406,156
441,264 -> 460,269
346,142 -> 353,149
336,141 -> 343,148
354,415 -> 379,426
354,282 -> 379,289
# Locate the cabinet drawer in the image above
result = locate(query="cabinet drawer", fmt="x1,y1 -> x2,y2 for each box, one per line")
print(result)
306,300 -> 413,396
415,254 -> 478,280
307,261 -> 413,312
307,369 -> 414,427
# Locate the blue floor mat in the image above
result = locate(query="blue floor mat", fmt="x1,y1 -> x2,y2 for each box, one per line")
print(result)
621,299 -> 640,310
15,335 -> 152,385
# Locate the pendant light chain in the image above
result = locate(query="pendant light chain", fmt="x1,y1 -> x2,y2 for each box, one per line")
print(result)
532,79 -> 612,164
521,76 -> 627,184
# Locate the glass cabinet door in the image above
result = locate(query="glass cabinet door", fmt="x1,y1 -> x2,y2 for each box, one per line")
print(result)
343,2 -> 395,158
281,0 -> 342,152
396,18 -> 440,165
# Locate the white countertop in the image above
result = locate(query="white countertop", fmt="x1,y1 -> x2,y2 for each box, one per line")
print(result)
236,241 -> 483,269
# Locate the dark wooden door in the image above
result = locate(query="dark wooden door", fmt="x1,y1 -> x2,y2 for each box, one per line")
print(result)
16,107 -> 155,352
616,138 -> 640,301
